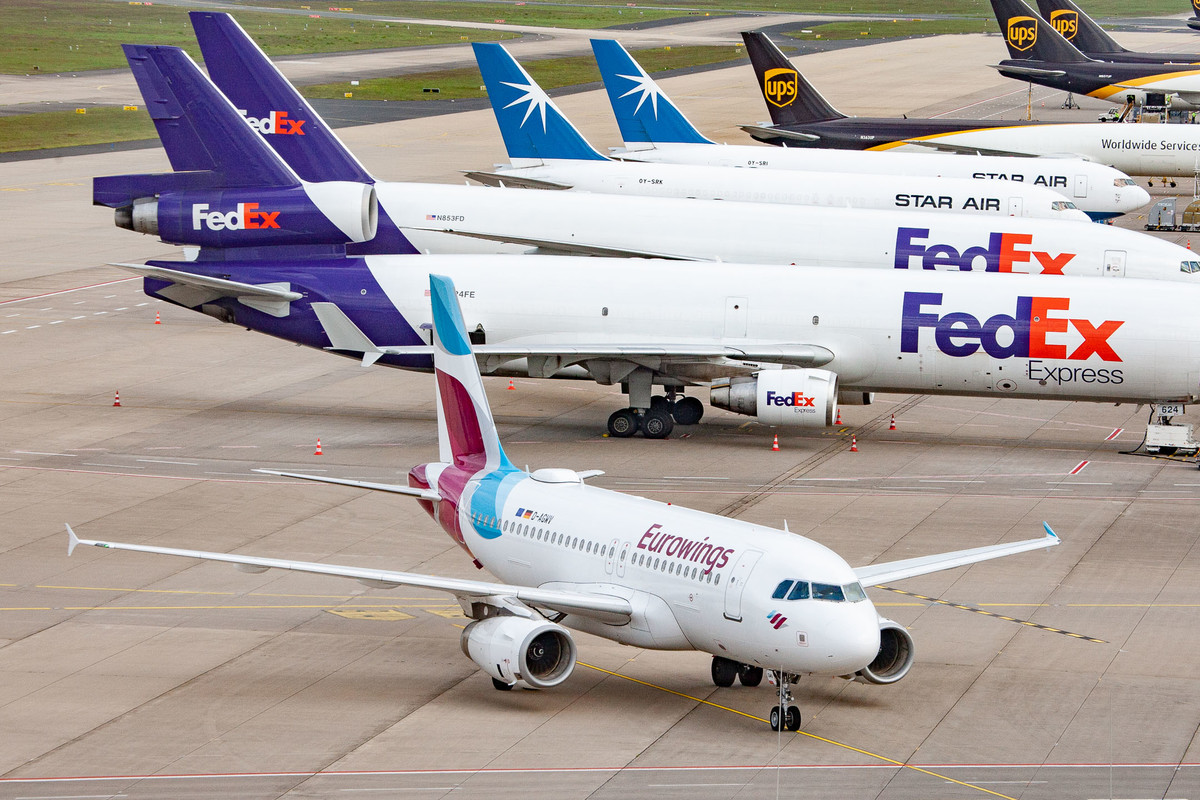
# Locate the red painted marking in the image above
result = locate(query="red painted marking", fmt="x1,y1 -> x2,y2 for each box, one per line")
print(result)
0,277 -> 138,306
1105,428 -> 1123,441
1068,460 -> 1089,475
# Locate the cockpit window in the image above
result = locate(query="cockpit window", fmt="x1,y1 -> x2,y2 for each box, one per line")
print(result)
1114,178 -> 1136,187
844,582 -> 867,602
772,580 -> 794,600
812,582 -> 845,602
786,581 -> 810,600
1050,201 -> 1077,211
1182,261 -> 1200,274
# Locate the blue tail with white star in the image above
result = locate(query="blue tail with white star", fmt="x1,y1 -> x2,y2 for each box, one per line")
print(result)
473,42 -> 608,166
591,39 -> 714,147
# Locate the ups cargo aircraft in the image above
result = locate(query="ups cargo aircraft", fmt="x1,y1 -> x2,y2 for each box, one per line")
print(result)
65,274 -> 1064,729
467,41 -> 1088,222
738,32 -> 1200,178
99,46 -> 1200,441
591,39 -> 1153,214
1191,0 -> 1200,32
1035,0 -> 1200,64
989,0 -> 1200,108
114,32 -> 1179,282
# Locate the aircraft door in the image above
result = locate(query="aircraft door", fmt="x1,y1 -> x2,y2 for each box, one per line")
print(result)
616,540 -> 630,578
605,538 -> 619,576
723,549 -> 764,622
1007,196 -> 1023,217
1074,174 -> 1088,198
724,297 -> 748,338
1104,250 -> 1126,278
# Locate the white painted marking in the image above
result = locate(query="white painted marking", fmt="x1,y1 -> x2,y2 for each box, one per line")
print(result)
918,479 -> 979,483
104,295 -> 116,299
1068,460 -> 1089,475
1061,482 -> 1112,486
38,307 -> 52,311
219,445 -> 259,449
135,302 -> 150,306
143,446 -> 181,450
49,320 -> 63,325
0,277 -> 137,308
0,457 -> 21,461
204,472 -> 255,477
14,451 -> 76,457
663,476 -> 730,480
114,307 -> 128,311
25,325 -> 40,329
83,463 -> 144,470
1,331 -> 15,335
4,313 -> 19,317
92,311 -> 107,315
16,795 -> 128,799
70,316 -> 85,320
136,459 -> 198,466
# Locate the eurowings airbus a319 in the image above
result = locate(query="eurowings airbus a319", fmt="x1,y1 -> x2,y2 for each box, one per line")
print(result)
65,274 -> 1062,730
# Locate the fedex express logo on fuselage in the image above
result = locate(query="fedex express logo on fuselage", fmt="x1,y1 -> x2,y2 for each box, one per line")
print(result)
237,108 -> 306,135
895,227 -> 1075,275
901,292 -> 1123,362
191,203 -> 280,231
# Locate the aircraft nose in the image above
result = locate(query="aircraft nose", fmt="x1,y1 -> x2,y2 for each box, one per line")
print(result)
1129,184 -> 1151,207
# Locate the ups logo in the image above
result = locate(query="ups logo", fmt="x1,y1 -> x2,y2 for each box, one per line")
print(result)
763,67 -> 798,108
1006,15 -> 1038,51
1049,9 -> 1078,39
1193,0 -> 1200,14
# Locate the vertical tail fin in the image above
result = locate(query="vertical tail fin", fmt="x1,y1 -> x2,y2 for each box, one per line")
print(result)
429,275 -> 514,472
190,12 -> 416,255
1034,0 -> 1127,55
989,0 -> 1092,62
123,44 -> 298,187
472,42 -> 608,165
591,39 -> 713,147
740,32 -> 845,126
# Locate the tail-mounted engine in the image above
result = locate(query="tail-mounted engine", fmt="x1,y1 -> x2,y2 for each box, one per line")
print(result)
851,619 -> 915,685
710,369 -> 838,427
460,615 -> 578,689
98,176 -> 377,248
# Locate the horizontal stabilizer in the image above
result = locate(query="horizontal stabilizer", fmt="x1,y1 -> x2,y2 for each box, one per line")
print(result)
855,523 -> 1060,586
739,124 -> 820,143
310,301 -> 384,365
113,262 -> 301,317
991,63 -> 1068,79
463,171 -> 573,190
254,469 -> 442,499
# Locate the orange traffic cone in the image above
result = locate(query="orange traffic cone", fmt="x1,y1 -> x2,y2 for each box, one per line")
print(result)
154,311 -> 161,324
112,390 -> 121,407
835,408 -> 843,426
314,438 -> 323,456
849,435 -> 858,452
771,434 -> 780,452
889,413 -> 896,431
507,379 -> 516,390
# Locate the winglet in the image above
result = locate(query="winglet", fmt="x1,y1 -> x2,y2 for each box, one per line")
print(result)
66,523 -> 80,556
1043,522 -> 1059,540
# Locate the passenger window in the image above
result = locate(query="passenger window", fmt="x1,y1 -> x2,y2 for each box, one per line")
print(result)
586,541 -> 592,554
772,580 -> 794,599
787,581 -> 810,601
654,558 -> 660,570
714,574 -> 721,585
812,583 -> 845,602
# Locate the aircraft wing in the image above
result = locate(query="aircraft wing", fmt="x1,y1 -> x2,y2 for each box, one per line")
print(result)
65,524 -> 632,624
900,140 -> 1043,158
462,171 -> 573,190
989,64 -> 1068,79
113,262 -> 303,317
739,124 -> 821,143
854,523 -> 1060,586
310,302 -> 836,369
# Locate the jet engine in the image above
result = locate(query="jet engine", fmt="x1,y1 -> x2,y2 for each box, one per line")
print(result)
710,369 -> 838,427
852,619 -> 915,685
107,181 -> 378,248
460,615 -> 577,689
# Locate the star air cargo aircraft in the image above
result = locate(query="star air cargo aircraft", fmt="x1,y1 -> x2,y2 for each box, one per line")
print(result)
464,41 -> 1088,222
1035,0 -> 1200,63
65,273 -> 1063,730
989,0 -> 1200,108
589,39 -> 1156,211
737,31 -> 1200,179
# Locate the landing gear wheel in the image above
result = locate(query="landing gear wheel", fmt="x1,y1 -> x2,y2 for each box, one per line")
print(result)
711,656 -> 738,687
785,705 -> 801,731
650,395 -> 671,412
641,409 -> 674,439
607,408 -> 639,438
492,677 -> 514,691
770,706 -> 781,731
672,396 -> 704,426
738,664 -> 764,687
1171,181 -> 1178,188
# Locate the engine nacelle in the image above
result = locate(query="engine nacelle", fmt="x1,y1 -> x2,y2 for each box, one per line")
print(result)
710,369 -> 838,427
852,619 -> 915,685
114,181 -> 377,248
460,615 -> 577,689
838,390 -> 874,406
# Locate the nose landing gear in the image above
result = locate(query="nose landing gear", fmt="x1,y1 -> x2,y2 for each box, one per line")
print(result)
768,670 -> 802,732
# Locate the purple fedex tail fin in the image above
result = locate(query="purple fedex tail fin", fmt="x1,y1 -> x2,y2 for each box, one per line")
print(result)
190,12 -> 416,255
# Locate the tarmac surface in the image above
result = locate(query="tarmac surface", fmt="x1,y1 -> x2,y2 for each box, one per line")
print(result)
2,17 -> 1200,800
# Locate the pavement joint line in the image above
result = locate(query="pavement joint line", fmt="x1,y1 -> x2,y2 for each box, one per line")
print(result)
0,277 -> 138,307
879,587 -> 1107,643
577,661 -> 1021,800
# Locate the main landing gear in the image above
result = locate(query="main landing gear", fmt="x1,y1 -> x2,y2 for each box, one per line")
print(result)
606,394 -> 704,440
712,656 -> 798,731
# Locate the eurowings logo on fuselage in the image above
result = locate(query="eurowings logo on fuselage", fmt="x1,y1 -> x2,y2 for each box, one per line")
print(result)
901,292 -> 1124,362
763,67 -> 798,108
1006,16 -> 1039,52
238,109 -> 306,135
1049,9 -> 1078,40
191,203 -> 280,231
894,228 -> 1075,275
